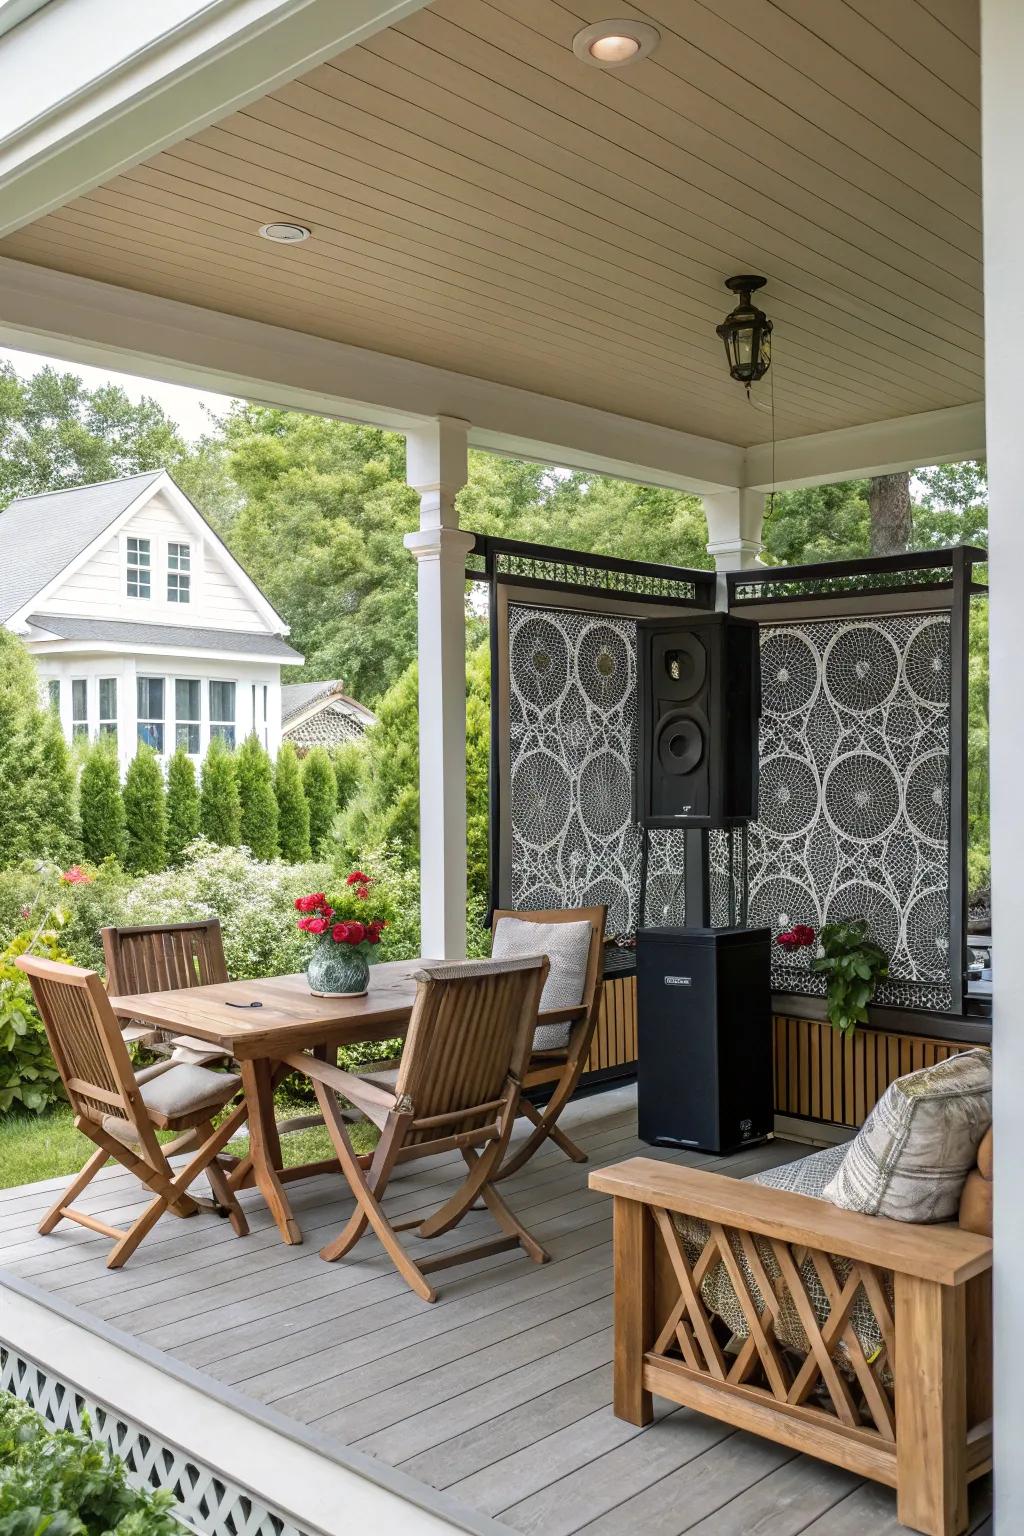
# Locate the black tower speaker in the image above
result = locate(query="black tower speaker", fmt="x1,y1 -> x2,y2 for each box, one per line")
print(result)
635,613 -> 761,829
636,926 -> 773,1154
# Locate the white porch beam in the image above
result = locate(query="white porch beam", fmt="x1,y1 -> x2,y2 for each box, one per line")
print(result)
982,2 -> 1023,1530
0,258 -> 744,493
404,417 -> 473,961
742,403 -> 986,492
0,0 -> 433,240
702,489 -> 766,571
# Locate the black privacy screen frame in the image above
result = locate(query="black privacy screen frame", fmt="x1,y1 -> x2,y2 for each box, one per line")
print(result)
476,536 -> 985,1019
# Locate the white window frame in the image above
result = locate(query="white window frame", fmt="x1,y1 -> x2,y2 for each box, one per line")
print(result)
137,675 -> 165,753
167,541 -> 191,604
71,677 -> 88,740
126,535 -> 152,600
175,677 -> 201,755
209,679 -> 236,748
98,677 -> 117,741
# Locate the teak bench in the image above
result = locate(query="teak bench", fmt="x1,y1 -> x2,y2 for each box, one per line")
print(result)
592,1157 -> 993,1536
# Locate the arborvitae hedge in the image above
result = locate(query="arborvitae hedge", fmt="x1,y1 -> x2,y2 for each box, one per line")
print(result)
166,745 -> 201,864
200,734 -> 241,847
236,733 -> 279,860
275,741 -> 310,861
302,746 -> 338,856
79,734 -> 127,864
36,710 -> 80,865
123,744 -> 168,874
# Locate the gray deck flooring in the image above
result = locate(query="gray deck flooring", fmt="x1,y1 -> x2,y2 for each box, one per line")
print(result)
0,1084 -> 993,1535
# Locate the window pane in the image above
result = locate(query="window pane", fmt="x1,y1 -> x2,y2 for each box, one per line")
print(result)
99,722 -> 117,742
99,678 -> 117,720
210,723 -> 236,748
175,679 -> 200,721
72,679 -> 87,720
137,676 -> 164,720
176,722 -> 200,753
209,681 -> 235,723
168,572 -> 191,603
48,679 -> 60,712
168,542 -> 190,571
137,722 -> 164,752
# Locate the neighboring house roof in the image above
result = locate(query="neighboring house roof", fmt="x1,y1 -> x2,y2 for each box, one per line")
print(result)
27,612 -> 303,662
281,680 -> 376,748
0,470 -> 163,622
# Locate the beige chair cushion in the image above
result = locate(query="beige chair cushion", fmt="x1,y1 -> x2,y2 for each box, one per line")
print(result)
104,1064 -> 240,1141
491,916 -> 593,1050
822,1049 -> 992,1223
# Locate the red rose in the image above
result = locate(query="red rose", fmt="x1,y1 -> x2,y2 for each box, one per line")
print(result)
302,915 -> 329,935
295,893 -> 327,913
346,871 -> 370,886
332,921 -> 350,943
345,920 -> 366,945
776,930 -> 800,951
355,886 -> 369,899
792,924 -> 816,946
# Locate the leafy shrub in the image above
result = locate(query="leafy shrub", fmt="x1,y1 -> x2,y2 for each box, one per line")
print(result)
275,742 -> 310,861
165,747 -> 200,865
117,838 -> 332,981
0,924 -> 73,1113
79,737 -> 126,865
200,735 -> 241,847
236,734 -> 279,861
0,631 -> 78,870
302,747 -> 338,856
36,712 -> 80,866
330,740 -> 364,813
0,1391 -> 181,1533
122,746 -> 167,874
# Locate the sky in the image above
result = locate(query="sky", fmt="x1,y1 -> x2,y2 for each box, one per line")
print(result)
0,344 -> 237,441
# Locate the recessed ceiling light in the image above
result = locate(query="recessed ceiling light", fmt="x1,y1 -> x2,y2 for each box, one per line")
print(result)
258,222 -> 311,244
572,19 -> 660,68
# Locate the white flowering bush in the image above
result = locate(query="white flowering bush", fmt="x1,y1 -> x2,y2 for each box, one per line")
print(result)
118,838 -> 334,980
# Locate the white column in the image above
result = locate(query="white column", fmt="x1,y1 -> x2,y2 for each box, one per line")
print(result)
982,3 -> 1024,1527
701,489 -> 766,571
404,416 -> 473,960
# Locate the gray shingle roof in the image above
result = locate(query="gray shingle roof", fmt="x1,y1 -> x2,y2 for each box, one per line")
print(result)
282,679 -> 375,726
0,471 -> 163,622
28,613 -> 303,662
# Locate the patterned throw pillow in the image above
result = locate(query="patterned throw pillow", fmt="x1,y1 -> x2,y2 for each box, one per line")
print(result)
491,916 -> 593,1050
822,1049 -> 992,1223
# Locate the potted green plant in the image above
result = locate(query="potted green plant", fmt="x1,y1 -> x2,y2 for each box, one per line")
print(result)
776,918 -> 889,1037
295,870 -> 392,997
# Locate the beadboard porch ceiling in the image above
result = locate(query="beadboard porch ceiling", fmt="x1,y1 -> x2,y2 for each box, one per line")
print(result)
0,0 -> 982,449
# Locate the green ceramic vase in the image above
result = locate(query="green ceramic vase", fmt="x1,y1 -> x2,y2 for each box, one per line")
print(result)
306,934 -> 370,997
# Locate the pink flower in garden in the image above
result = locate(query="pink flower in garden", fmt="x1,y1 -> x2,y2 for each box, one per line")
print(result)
60,866 -> 92,885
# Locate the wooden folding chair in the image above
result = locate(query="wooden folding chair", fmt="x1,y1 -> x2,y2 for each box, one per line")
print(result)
281,954 -> 550,1302
490,905 -> 606,1179
16,955 -> 250,1269
102,920 -> 231,1065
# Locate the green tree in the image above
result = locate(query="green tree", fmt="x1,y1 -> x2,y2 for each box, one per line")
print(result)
339,640 -> 491,903
200,735 -> 241,847
331,741 -> 364,814
35,711 -> 80,865
302,746 -> 339,856
166,746 -> 201,864
0,363 -> 190,510
123,744 -> 168,874
79,735 -> 127,864
236,733 -> 279,860
275,742 -> 311,861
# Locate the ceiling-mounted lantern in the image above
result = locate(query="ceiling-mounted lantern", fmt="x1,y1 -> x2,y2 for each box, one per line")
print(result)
715,275 -> 772,386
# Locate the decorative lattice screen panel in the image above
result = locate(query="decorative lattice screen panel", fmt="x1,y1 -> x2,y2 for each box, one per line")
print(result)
750,615 -> 953,1011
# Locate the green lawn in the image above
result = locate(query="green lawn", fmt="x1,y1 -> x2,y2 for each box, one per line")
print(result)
0,1097 -> 379,1191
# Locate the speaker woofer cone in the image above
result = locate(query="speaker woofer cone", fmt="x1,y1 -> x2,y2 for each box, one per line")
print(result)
656,712 -> 704,776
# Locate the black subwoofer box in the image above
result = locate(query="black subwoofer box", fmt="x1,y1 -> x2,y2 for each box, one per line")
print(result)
636,925 -> 773,1154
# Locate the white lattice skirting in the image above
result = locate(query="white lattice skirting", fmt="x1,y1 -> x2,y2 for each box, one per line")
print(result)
0,1274 -> 489,1536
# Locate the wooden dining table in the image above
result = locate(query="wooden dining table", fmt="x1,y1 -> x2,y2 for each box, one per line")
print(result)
109,960 -> 435,1245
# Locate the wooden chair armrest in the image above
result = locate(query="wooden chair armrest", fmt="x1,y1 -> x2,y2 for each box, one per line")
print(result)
537,1004 -> 588,1025
590,1156 -> 992,1287
279,1050 -> 397,1119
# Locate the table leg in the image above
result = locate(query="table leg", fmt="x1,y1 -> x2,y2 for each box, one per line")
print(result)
239,1059 -> 302,1245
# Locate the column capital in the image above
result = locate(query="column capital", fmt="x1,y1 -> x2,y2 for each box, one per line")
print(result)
403,526 -> 476,560
705,536 -> 764,571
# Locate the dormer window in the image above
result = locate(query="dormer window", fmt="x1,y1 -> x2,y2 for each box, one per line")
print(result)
126,536 -> 151,599
168,542 -> 191,603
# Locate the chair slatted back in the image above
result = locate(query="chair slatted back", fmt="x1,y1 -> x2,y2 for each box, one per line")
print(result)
491,905 -> 606,1038
396,957 -> 548,1145
16,956 -> 136,1125
102,920 -> 228,996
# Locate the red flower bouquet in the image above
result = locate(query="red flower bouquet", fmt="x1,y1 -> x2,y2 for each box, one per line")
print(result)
295,871 -> 394,997
775,923 -> 816,954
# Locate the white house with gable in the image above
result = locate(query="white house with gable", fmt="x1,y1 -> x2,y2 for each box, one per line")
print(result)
0,470 -> 302,768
